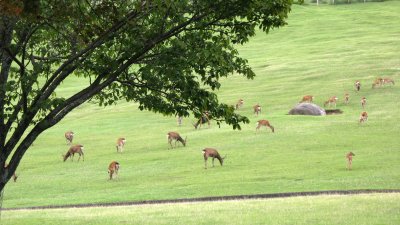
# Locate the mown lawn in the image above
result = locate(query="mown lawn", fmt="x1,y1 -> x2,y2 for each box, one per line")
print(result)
2,2 -> 400,220
2,194 -> 400,225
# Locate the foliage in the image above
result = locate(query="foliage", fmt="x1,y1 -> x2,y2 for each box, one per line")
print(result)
0,0 -> 292,190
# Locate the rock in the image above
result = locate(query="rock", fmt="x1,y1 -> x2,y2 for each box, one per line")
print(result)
288,103 -> 326,116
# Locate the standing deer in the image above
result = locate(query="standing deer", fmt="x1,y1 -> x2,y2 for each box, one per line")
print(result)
108,161 -> 120,180
177,116 -> 183,126
167,132 -> 187,149
346,152 -> 355,170
324,96 -> 338,108
253,104 -> 261,116
360,97 -> 367,109
202,148 -> 226,169
193,111 -> 210,129
65,131 -> 74,145
256,120 -> 275,133
354,81 -> 361,91
344,93 -> 350,104
63,144 -> 84,162
359,111 -> 368,123
4,163 -> 18,182
382,78 -> 395,86
235,99 -> 244,110
300,95 -> 314,103
116,138 -> 126,153
372,78 -> 383,88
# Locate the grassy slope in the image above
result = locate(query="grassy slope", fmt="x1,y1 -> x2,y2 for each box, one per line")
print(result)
2,194 -> 400,225
2,1 -> 400,210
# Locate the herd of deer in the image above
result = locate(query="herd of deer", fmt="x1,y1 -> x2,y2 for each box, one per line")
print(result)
49,76 -> 395,182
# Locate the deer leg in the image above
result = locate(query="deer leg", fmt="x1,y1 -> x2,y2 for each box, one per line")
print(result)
212,157 -> 215,167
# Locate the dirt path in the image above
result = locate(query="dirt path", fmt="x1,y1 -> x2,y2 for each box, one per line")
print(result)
2,189 -> 400,211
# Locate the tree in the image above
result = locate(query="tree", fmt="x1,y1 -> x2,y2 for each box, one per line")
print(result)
0,0 -> 292,191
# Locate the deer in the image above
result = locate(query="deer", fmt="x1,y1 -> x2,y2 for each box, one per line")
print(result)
177,116 -> 183,126
167,132 -> 187,149
64,131 -> 74,145
300,95 -> 314,103
372,77 -> 383,88
256,120 -> 275,133
359,111 -> 368,124
202,148 -> 226,169
108,161 -> 120,180
253,104 -> 261,116
324,96 -> 338,108
193,111 -> 210,129
360,97 -> 367,109
4,163 -> 18,182
62,144 -> 84,162
344,93 -> 350,104
116,138 -> 126,153
235,99 -> 244,110
382,78 -> 395,86
354,81 -> 361,91
346,152 -> 355,170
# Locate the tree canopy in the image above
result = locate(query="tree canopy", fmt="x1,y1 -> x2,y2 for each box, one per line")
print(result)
0,0 -> 292,191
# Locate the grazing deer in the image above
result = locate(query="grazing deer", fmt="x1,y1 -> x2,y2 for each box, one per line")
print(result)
65,131 -> 74,145
167,132 -> 187,149
202,148 -> 226,169
253,104 -> 261,116
359,111 -> 368,123
346,152 -> 355,170
193,111 -> 210,129
372,78 -> 383,88
360,97 -> 367,109
4,163 -> 18,182
116,138 -> 126,153
108,161 -> 120,180
344,93 -> 350,104
324,96 -> 338,108
256,120 -> 275,133
235,99 -> 244,110
354,81 -> 361,91
63,144 -> 84,162
382,78 -> 395,86
300,95 -> 314,103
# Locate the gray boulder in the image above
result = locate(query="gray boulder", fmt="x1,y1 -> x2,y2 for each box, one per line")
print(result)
288,103 -> 326,116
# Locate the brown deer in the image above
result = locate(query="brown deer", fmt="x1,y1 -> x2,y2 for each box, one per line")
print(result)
256,120 -> 275,133
65,131 -> 74,145
116,138 -> 126,153
354,81 -> 361,91
344,93 -> 350,104
346,152 -> 355,170
253,104 -> 261,116
382,78 -> 395,86
372,77 -> 383,88
324,96 -> 338,108
360,97 -> 367,109
63,144 -> 84,162
202,148 -> 226,169
359,111 -> 368,123
108,161 -> 120,180
167,132 -> 187,149
235,99 -> 244,110
300,95 -> 314,103
4,163 -> 18,182
193,111 -> 210,129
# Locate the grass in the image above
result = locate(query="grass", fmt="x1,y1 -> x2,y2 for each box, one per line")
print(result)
1,1 -> 400,223
2,193 -> 400,225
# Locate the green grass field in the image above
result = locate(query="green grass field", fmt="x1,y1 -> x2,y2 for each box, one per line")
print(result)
2,194 -> 400,225
2,0 -> 400,223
